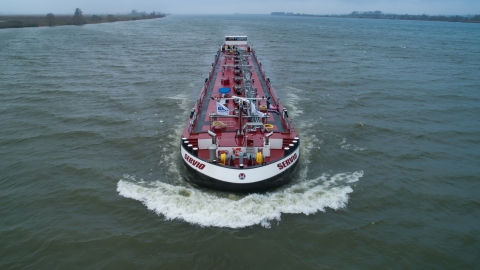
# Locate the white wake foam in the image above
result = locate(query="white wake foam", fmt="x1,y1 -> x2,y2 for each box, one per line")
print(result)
166,93 -> 191,115
284,86 -> 305,117
117,171 -> 363,228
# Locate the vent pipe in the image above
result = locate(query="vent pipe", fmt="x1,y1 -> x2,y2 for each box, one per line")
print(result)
265,131 -> 273,145
208,130 -> 217,144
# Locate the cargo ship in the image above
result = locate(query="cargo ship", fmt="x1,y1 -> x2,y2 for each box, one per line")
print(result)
180,36 -> 300,192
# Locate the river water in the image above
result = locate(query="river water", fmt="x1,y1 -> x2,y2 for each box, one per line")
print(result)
1,15 -> 479,268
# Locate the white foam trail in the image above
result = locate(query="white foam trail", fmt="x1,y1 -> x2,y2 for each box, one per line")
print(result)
117,171 -> 363,228
165,93 -> 190,116
284,86 -> 305,117
156,92 -> 192,183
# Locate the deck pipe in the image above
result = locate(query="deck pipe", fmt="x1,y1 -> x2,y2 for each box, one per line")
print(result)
284,147 -> 290,157
192,147 -> 198,157
208,144 -> 217,163
208,130 -> 217,144
265,131 -> 273,145
237,101 -> 244,136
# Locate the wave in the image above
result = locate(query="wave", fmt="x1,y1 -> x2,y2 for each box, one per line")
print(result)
117,171 -> 363,228
283,85 -> 305,117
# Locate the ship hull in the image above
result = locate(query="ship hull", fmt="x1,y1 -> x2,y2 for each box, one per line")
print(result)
180,143 -> 300,193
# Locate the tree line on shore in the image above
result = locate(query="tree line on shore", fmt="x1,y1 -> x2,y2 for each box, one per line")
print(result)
271,11 -> 480,23
0,8 -> 167,29
345,11 -> 480,23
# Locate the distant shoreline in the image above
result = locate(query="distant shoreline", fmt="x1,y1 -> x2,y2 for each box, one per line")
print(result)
271,12 -> 480,23
0,13 -> 167,29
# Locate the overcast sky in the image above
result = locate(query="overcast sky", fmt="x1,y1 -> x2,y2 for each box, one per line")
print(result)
1,0 -> 479,15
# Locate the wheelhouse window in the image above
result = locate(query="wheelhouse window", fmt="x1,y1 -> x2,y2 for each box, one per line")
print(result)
225,36 -> 248,45
225,36 -> 247,42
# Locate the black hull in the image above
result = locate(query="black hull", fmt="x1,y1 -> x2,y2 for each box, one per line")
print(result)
181,158 -> 299,193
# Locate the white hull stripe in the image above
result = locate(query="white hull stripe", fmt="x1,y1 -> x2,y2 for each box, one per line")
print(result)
181,146 -> 300,184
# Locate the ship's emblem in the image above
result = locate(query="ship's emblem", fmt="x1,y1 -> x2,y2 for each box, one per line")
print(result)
238,173 -> 246,180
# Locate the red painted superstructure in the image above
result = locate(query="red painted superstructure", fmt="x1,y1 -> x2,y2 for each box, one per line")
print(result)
180,36 -> 299,192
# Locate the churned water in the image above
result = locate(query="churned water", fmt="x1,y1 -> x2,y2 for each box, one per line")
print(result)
1,15 -> 479,268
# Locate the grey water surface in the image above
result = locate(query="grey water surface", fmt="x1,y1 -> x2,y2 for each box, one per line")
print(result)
1,15 -> 479,268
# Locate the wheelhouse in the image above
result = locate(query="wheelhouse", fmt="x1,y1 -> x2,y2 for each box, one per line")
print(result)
225,36 -> 248,45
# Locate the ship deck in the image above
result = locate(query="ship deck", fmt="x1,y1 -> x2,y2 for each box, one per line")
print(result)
181,44 -> 298,166
193,51 -> 285,134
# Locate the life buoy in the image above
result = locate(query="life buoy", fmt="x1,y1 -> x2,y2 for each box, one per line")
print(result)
264,124 -> 274,129
233,148 -> 241,156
